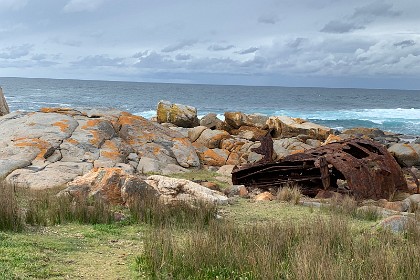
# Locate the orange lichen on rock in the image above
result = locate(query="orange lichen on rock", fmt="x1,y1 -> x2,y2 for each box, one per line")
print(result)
81,119 -> 102,147
52,119 -> 70,132
199,149 -> 229,166
65,138 -> 79,145
117,113 -> 144,126
40,108 -> 76,115
101,141 -> 120,160
14,138 -> 51,160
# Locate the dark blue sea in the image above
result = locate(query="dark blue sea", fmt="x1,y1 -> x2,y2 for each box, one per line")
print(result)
1,77 -> 419,136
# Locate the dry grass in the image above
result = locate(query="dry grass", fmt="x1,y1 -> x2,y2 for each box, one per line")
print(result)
137,212 -> 420,280
0,181 -> 23,231
276,183 -> 302,204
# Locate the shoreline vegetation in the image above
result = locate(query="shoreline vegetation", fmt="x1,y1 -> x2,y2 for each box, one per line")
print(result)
1,97 -> 420,279
1,179 -> 420,279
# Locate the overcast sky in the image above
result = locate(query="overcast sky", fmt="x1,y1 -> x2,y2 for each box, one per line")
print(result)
1,0 -> 420,89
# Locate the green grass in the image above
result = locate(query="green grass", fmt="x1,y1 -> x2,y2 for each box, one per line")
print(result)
0,224 -> 144,279
1,179 -> 420,279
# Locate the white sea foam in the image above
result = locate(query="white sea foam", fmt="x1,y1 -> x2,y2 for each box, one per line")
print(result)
134,110 -> 156,119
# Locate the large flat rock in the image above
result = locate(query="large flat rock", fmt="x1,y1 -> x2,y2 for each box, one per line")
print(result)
0,108 -> 200,189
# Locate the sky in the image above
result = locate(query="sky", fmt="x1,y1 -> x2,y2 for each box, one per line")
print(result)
0,0 -> 420,89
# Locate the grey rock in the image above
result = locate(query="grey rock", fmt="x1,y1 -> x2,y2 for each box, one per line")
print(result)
0,87 -> 10,116
156,100 -> 199,128
200,113 -> 223,129
388,143 -> 420,167
188,126 -> 207,142
145,175 -> 228,205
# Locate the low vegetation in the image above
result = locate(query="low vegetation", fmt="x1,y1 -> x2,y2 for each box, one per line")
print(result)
1,178 -> 420,279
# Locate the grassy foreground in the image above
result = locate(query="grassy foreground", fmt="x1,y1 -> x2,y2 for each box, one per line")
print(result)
1,179 -> 420,279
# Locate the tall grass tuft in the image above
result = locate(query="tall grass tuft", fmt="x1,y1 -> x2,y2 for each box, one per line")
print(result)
25,191 -> 114,226
327,194 -> 381,221
277,183 -> 302,204
138,214 -> 420,279
128,191 -> 217,228
0,180 -> 23,231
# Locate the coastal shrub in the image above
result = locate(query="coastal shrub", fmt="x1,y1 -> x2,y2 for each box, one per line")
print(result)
137,214 -> 420,279
277,184 -> 302,204
0,181 -> 23,231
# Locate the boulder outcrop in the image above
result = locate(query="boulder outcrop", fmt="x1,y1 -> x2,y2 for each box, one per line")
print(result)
145,175 -> 228,204
267,116 -> 332,140
388,143 -> 420,167
60,167 -> 157,205
0,87 -> 10,116
2,108 -> 200,189
156,100 -> 199,128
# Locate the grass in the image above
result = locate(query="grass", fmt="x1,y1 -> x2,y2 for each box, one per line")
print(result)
1,178 -> 420,279
0,223 -> 144,279
137,204 -> 420,280
276,184 -> 302,204
0,181 -> 23,231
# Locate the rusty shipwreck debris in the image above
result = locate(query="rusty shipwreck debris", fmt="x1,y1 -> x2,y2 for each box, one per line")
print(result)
232,138 -> 408,199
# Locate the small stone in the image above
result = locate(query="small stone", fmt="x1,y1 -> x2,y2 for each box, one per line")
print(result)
254,191 -> 274,201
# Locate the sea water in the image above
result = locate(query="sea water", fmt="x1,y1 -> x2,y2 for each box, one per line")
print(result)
1,77 -> 419,136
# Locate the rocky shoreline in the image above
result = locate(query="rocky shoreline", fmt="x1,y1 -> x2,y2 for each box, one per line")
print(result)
0,91 -> 419,213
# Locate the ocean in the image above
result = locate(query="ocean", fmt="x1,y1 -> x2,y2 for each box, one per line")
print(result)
1,77 -> 419,136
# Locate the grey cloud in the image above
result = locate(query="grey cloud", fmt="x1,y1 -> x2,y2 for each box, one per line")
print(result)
236,47 -> 259,55
287,38 -> 306,49
258,14 -> 279,24
208,44 -> 235,51
73,55 -> 125,67
321,1 -> 400,34
394,40 -> 416,48
352,1 -> 401,18
0,44 -> 32,59
320,20 -> 365,33
175,54 -> 192,60
161,40 -> 197,53
132,50 -> 150,58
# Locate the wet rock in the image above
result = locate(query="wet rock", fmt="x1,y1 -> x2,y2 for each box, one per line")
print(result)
156,100 -> 199,128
